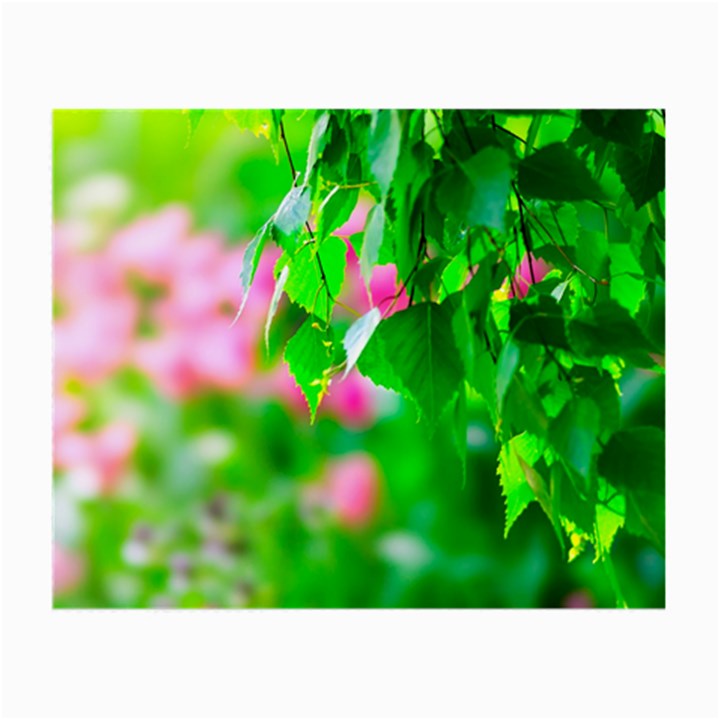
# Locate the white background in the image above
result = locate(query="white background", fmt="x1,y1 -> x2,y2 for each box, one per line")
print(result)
1,1 -> 719,718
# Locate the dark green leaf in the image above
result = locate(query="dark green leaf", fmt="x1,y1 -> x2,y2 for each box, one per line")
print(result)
550,396 -> 600,479
518,143 -> 605,202
510,295 -> 569,348
581,110 -> 648,148
615,132 -> 665,209
598,427 -> 665,493
567,300 -> 658,365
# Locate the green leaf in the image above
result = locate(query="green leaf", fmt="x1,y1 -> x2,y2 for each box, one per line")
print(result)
518,143 -> 605,202
304,112 -> 331,183
552,462 -> 595,535
274,185 -> 311,239
594,499 -> 625,561
413,258 -> 450,300
567,300 -> 658,365
264,264 -> 289,351
225,109 -> 273,139
391,141 -> 433,278
615,132 -> 665,209
572,367 -> 621,439
597,427 -> 665,493
498,433 -> 542,537
231,219 -> 272,326
496,340 -> 520,408
284,316 -> 334,423
461,147 -> 513,230
509,295 -> 569,349
283,236 -> 347,321
342,307 -> 381,379
356,328 -> 404,394
368,109 -> 402,196
550,397 -> 600,480
575,228 -> 609,281
580,110 -> 647,148
360,203 -> 385,287
473,350 -> 498,425
504,374 -> 550,439
625,488 -> 665,552
185,109 -> 205,144
382,301 -> 464,427
316,186 -> 358,242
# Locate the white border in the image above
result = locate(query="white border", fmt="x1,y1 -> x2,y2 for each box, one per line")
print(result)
1,1 -> 719,718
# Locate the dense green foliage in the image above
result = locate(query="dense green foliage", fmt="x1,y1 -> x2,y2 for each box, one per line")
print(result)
211,109 -> 665,606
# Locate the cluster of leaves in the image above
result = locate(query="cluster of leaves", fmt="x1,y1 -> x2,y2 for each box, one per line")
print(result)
196,108 -> 665,604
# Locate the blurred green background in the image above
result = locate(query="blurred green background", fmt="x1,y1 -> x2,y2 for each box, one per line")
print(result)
52,110 -> 665,608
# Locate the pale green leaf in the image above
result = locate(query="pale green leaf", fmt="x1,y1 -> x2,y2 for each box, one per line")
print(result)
368,109 -> 401,196
231,219 -> 272,326
360,203 -> 384,287
264,264 -> 289,351
284,316 -> 334,423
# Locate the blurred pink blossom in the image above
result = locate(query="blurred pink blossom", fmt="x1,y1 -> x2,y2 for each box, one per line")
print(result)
324,453 -> 380,528
509,253 -> 552,299
53,544 -> 84,595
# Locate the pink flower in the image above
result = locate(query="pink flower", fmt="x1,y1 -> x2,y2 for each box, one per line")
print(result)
323,371 -> 378,428
509,253 -> 551,299
561,588 -> 595,609
134,320 -> 255,399
108,205 -> 190,284
324,453 -> 380,528
134,331 -> 199,399
53,544 -> 84,596
189,317 -> 256,390
54,249 -> 127,313
54,294 -> 138,384
53,390 -> 86,449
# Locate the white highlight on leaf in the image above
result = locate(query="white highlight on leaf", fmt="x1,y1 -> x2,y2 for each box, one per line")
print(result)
342,307 -> 381,380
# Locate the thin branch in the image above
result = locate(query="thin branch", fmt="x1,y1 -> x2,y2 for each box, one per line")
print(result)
279,118 -> 335,323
